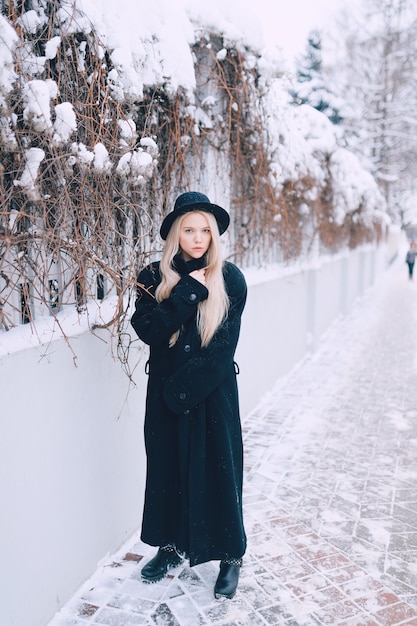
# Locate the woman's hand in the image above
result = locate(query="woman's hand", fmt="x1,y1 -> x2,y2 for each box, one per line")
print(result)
189,268 -> 206,286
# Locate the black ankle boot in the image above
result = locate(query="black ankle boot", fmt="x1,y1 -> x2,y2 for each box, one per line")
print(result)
214,559 -> 242,599
141,547 -> 183,583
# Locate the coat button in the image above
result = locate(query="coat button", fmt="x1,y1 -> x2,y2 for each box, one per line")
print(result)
184,344 -> 191,352
189,293 -> 197,301
179,392 -> 187,400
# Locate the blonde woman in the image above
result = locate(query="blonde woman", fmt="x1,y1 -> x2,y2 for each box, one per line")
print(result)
131,191 -> 247,600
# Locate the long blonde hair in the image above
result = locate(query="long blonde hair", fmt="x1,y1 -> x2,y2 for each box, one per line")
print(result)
156,211 -> 229,347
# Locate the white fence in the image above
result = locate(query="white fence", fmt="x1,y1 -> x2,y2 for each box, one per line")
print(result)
0,238 -> 397,626
236,242 -> 393,412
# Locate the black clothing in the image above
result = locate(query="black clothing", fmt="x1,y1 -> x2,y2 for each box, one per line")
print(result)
131,257 -> 247,566
406,248 -> 417,279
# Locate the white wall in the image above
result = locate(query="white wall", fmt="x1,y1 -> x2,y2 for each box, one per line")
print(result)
0,333 -> 148,626
237,244 -> 387,416
0,242 -> 391,626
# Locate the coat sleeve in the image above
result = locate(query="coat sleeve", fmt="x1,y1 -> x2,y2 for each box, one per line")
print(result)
131,265 -> 209,346
162,264 -> 247,413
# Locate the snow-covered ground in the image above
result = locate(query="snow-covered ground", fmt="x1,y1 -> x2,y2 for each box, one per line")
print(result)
46,244 -> 417,625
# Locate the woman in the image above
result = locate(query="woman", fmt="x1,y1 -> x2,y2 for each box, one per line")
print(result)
406,240 -> 417,280
131,191 -> 247,600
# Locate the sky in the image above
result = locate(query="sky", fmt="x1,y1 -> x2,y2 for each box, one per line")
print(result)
253,0 -> 349,63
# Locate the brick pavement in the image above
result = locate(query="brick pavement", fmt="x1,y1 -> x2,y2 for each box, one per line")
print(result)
49,254 -> 417,626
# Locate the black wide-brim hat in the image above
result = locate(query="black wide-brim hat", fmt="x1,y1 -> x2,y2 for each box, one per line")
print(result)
160,191 -> 230,240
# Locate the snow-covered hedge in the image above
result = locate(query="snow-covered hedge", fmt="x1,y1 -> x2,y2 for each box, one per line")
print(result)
0,0 -> 386,348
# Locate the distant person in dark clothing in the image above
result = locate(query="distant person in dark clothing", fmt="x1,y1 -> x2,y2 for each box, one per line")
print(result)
406,241 -> 417,280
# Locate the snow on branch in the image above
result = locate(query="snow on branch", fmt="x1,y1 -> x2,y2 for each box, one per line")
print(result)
0,0 -> 385,368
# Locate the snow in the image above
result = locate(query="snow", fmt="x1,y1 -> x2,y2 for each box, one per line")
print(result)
118,118 -> 137,147
13,147 -> 45,200
45,36 -> 62,60
16,8 -> 42,34
71,141 -> 95,166
0,295 -> 121,357
330,149 -> 385,226
53,102 -> 77,143
0,0 -> 384,230
294,104 -> 338,155
22,79 -> 58,132
116,148 -> 156,183
403,193 -> 417,227
93,142 -> 112,172
0,14 -> 18,97
0,0 -> 386,342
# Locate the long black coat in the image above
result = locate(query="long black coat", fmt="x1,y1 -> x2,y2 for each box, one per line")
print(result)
131,254 -> 247,566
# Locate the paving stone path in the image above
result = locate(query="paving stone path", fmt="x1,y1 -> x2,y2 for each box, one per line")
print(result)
49,254 -> 417,626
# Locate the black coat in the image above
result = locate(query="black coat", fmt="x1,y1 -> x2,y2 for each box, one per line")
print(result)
131,255 -> 247,566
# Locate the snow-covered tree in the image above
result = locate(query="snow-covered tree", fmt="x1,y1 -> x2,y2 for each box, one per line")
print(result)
324,0 -> 417,222
291,30 -> 344,126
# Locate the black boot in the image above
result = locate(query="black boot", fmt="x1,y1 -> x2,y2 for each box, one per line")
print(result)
141,546 -> 183,583
214,559 -> 242,599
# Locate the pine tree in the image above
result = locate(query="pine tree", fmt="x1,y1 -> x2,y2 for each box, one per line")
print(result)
292,30 -> 344,126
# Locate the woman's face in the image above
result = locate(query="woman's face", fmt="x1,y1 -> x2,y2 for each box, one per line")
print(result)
179,212 -> 212,261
